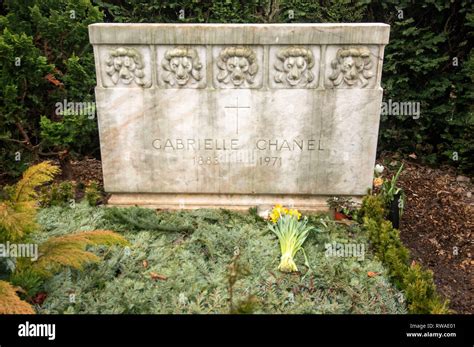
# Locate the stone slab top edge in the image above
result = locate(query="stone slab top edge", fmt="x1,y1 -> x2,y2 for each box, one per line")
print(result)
89,23 -> 390,45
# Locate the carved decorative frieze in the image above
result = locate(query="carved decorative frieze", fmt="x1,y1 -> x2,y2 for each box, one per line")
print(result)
101,44 -> 379,90
105,47 -> 146,87
328,47 -> 374,88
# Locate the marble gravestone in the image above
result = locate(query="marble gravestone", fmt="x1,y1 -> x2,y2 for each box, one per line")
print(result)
89,23 -> 390,210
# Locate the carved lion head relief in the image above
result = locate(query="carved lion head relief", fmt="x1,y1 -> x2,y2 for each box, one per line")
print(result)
162,47 -> 203,87
105,47 -> 146,86
216,46 -> 258,87
274,47 -> 315,87
329,47 -> 373,88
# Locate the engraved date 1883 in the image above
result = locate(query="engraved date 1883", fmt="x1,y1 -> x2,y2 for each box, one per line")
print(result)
193,155 -> 282,167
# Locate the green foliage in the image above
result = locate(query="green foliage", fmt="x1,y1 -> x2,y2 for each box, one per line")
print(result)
9,267 -> 43,298
380,164 -> 404,202
39,180 -> 103,207
39,181 -> 75,207
0,163 -> 128,313
36,205 -> 406,314
0,0 -> 103,177
375,164 -> 406,219
278,0 -> 368,23
403,263 -> 450,314
84,181 -> 101,206
0,161 -> 60,243
0,28 -> 54,176
30,229 -> 129,277
358,194 -> 386,224
93,0 -> 368,23
232,295 -> 260,314
94,0 -> 267,23
39,111 -> 97,153
103,207 -> 194,233
360,194 -> 450,314
227,251 -> 255,313
364,218 -> 409,287
374,0 -> 474,172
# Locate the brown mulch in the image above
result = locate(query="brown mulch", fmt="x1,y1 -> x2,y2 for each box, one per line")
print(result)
52,157 -> 105,202
378,155 -> 473,314
67,157 -> 105,201
64,157 -> 104,185
0,158 -> 105,197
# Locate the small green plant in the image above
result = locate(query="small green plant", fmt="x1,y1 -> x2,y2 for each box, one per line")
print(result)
54,181 -> 74,205
359,194 -> 449,314
84,181 -> 101,206
364,217 -> 409,287
380,164 -> 405,215
404,263 -> 450,314
358,194 -> 386,224
268,212 -> 313,273
39,181 -> 75,207
9,267 -> 43,299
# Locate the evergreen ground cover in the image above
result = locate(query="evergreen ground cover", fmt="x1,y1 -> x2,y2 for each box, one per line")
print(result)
33,203 -> 406,314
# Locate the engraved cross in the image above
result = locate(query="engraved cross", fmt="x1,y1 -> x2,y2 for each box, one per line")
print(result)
224,96 -> 250,135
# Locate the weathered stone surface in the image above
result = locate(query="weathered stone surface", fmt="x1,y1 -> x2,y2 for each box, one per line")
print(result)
89,23 -> 390,210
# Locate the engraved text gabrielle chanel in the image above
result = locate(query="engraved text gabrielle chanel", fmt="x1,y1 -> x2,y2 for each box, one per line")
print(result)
152,138 -> 317,151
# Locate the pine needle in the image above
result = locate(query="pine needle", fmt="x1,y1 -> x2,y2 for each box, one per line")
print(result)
32,230 -> 129,277
0,161 -> 60,242
13,161 -> 61,203
0,201 -> 36,242
104,207 -> 193,233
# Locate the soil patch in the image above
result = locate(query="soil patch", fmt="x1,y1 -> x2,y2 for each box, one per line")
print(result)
378,155 -> 473,314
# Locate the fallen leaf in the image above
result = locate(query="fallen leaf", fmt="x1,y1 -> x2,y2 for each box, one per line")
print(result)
456,175 -> 470,183
367,271 -> 379,278
31,292 -> 48,305
142,260 -> 148,268
408,153 -> 417,159
150,272 -> 167,281
334,211 -> 348,221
